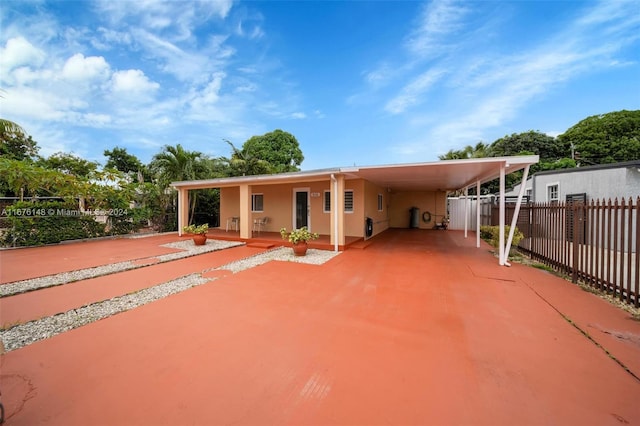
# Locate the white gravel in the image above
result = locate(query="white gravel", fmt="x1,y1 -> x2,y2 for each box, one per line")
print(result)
0,239 -> 243,297
214,247 -> 341,273
0,274 -> 209,352
0,246 -> 340,352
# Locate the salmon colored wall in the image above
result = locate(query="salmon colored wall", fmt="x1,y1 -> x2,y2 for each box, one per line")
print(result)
388,191 -> 447,229
343,179 -> 364,237
220,179 -> 433,236
363,180 -> 390,238
220,182 -> 333,234
219,187 -> 240,229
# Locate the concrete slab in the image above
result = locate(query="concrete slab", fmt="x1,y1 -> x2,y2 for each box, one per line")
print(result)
0,229 -> 638,425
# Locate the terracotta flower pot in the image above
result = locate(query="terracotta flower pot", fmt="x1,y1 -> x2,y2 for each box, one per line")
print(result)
292,242 -> 308,256
192,234 -> 207,246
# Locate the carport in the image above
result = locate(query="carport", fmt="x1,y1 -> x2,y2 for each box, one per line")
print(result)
173,155 -> 538,265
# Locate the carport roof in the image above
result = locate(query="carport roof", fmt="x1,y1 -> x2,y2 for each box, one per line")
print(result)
171,155 -> 539,192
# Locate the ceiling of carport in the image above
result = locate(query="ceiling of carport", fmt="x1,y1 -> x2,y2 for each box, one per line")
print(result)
348,156 -> 539,192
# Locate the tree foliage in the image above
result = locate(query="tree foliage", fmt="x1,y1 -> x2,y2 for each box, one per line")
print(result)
104,147 -> 146,178
223,139 -> 273,177
488,130 -> 568,161
0,119 -> 39,161
240,129 -> 304,173
557,110 -> 640,165
37,152 -> 99,178
439,142 -> 490,160
149,144 -> 207,187
148,144 -> 212,227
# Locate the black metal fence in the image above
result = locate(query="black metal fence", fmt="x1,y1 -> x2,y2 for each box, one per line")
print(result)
496,198 -> 639,308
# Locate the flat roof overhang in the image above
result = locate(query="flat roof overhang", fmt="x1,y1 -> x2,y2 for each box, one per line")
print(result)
171,155 -> 539,192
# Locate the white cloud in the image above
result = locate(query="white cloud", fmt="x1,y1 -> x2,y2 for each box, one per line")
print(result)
385,68 -> 446,114
383,0 -> 640,159
111,69 -> 160,98
405,0 -> 470,58
94,0 -> 234,39
236,21 -> 264,40
290,112 -> 306,119
62,53 -> 111,82
0,37 -> 46,71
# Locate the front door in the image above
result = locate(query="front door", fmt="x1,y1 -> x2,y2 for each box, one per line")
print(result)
294,189 -> 310,230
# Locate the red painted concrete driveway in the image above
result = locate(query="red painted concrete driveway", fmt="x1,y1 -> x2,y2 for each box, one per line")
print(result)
1,230 -> 639,425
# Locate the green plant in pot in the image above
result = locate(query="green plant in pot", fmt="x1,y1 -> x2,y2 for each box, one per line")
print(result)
183,223 -> 209,246
280,226 -> 319,256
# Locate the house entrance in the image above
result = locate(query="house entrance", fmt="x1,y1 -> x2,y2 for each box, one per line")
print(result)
293,188 -> 310,230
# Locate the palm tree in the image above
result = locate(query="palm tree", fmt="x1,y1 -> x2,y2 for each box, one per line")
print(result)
149,144 -> 207,225
222,139 -> 273,176
0,118 -> 26,135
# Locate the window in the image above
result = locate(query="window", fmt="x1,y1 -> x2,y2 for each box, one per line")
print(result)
547,184 -> 559,203
378,194 -> 383,211
323,190 -> 331,213
344,190 -> 354,213
251,193 -> 264,212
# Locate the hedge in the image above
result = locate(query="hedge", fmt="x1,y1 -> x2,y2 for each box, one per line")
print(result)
479,225 -> 524,250
0,200 -> 145,247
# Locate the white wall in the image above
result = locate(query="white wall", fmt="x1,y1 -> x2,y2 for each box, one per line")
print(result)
448,196 -> 494,230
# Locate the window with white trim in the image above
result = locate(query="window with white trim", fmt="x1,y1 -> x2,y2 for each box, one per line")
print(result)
251,193 -> 264,212
377,194 -> 383,211
547,184 -> 559,203
344,190 -> 354,213
323,190 -> 331,213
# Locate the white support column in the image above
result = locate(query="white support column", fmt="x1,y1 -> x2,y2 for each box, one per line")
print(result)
499,164 -> 506,265
239,184 -> 252,239
504,165 -> 531,265
177,188 -> 189,236
464,187 -> 469,238
476,180 -> 481,248
336,173 -> 340,252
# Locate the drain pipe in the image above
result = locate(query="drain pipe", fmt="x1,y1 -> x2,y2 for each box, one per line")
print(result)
331,174 -> 339,252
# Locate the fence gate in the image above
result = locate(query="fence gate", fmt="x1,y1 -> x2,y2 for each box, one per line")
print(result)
566,193 -> 586,243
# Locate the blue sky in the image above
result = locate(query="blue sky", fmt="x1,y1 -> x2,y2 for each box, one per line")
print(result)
1,0 -> 639,170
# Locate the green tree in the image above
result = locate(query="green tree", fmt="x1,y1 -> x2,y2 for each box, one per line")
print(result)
104,147 -> 146,179
488,130 -> 568,161
223,139 -> 273,177
241,129 -> 304,173
149,144 -> 209,227
439,142 -> 490,160
37,152 -> 99,178
0,119 -> 39,161
558,110 -> 640,165
0,158 -> 80,198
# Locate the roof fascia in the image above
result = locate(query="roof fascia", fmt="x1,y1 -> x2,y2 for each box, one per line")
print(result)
458,155 -> 539,190
171,169 -> 341,190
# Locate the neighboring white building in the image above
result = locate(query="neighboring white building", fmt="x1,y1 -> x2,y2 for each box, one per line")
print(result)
506,160 -> 640,203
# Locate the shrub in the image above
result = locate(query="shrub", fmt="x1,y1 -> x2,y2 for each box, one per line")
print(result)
0,200 -> 148,247
479,225 -> 524,250
1,201 -> 106,247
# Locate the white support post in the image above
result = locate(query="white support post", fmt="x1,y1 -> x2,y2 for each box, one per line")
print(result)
504,165 -> 531,265
499,164 -> 506,265
476,180 -> 481,248
464,187 -> 469,238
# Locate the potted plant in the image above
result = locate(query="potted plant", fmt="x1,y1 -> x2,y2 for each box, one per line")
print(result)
183,223 -> 209,246
280,226 -> 319,256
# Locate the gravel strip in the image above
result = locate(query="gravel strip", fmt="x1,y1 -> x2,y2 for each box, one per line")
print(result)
214,247 -> 341,273
0,247 -> 340,352
0,239 -> 243,297
0,274 -> 210,352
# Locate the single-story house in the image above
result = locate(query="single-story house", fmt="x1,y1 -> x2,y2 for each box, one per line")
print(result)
172,155 -> 539,265
505,160 -> 640,203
